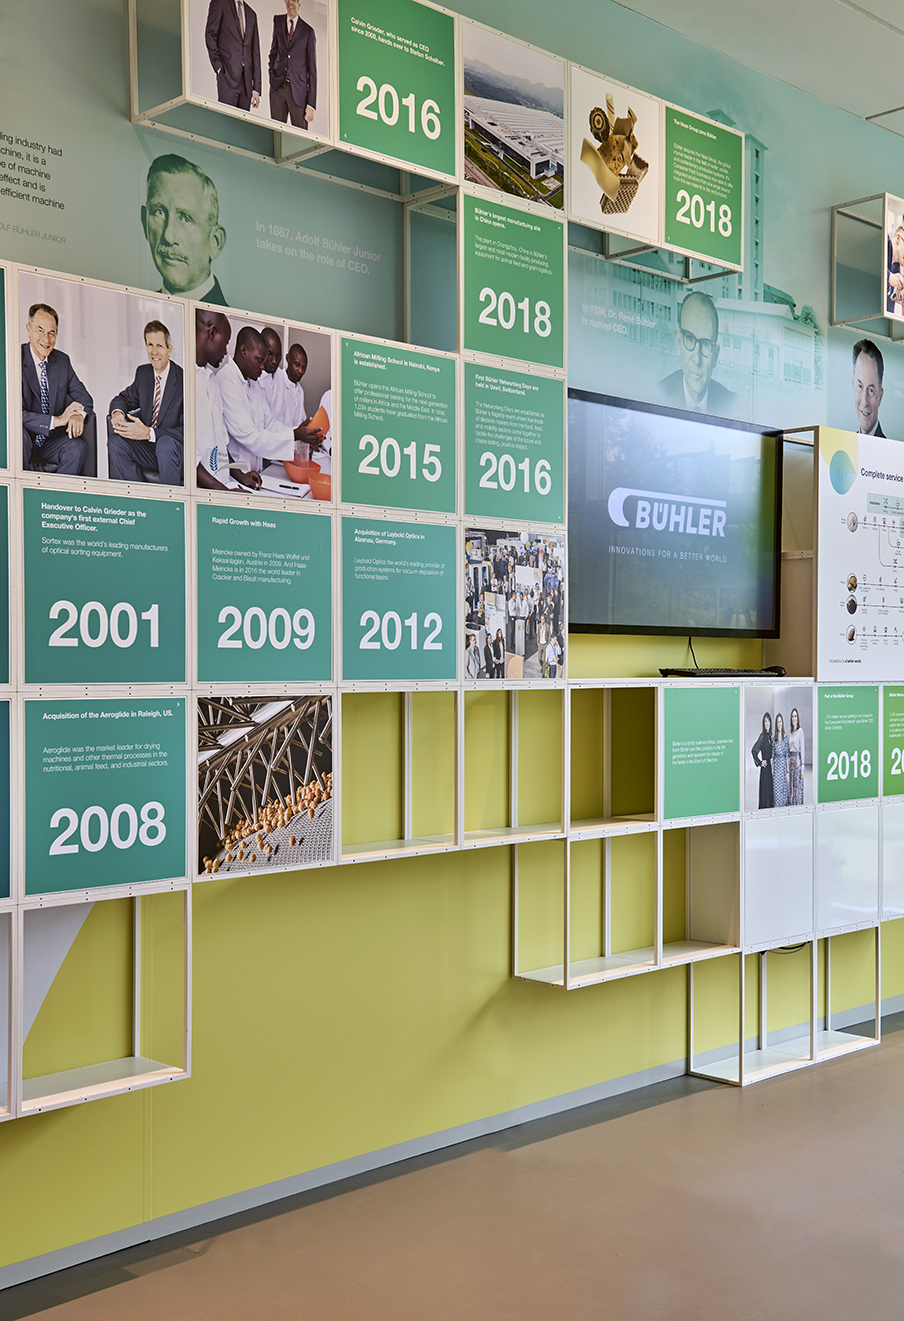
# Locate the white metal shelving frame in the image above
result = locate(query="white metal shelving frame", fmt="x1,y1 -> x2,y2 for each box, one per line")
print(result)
688,927 -> 881,1087
508,672 -> 894,1086
6,0 -> 899,1104
14,885 -> 192,1117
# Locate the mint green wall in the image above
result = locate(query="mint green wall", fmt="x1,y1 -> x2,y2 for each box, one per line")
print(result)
2,0 -> 904,1278
7,0 -> 904,431
1,3 -> 402,337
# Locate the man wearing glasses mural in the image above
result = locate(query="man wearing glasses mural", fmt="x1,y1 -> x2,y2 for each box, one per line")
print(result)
658,291 -> 736,417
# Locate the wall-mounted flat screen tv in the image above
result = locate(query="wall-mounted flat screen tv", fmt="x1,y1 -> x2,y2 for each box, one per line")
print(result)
568,392 -> 782,638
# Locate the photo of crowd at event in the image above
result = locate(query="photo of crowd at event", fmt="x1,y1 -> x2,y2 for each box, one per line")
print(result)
464,529 -> 566,680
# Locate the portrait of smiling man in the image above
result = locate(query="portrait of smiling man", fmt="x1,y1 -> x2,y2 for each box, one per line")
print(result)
269,0 -> 317,130
851,338 -> 885,437
141,154 -> 228,305
21,302 -> 93,474
658,291 -> 737,417
107,319 -> 184,487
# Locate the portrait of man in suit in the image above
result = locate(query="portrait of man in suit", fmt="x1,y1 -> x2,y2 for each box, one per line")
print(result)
269,0 -> 317,130
108,320 -> 185,486
206,0 -> 261,111
852,338 -> 885,437
21,302 -> 93,475
658,291 -> 737,417
141,155 -> 228,305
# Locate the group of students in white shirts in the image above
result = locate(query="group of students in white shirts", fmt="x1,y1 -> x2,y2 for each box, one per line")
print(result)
195,311 -> 331,493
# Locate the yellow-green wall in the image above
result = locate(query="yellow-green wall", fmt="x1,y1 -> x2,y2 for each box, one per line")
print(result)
3,633 -> 903,1272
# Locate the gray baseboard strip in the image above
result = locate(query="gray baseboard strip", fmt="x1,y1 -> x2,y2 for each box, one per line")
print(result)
4,991 -> 904,1291
691,993 -> 904,1068
0,1058 -> 684,1290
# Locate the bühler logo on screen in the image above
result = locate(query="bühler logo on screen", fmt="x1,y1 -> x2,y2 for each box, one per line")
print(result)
607,487 -> 727,536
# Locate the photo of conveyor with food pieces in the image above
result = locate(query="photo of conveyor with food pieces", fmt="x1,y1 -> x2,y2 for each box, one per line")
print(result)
198,695 -> 333,876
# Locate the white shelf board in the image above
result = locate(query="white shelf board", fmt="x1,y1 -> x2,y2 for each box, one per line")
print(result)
341,833 -> 455,863
568,813 -> 658,839
517,947 -> 656,988
662,812 -> 741,829
662,940 -> 739,965
815,919 -> 881,939
462,822 -> 564,849
22,1057 -> 185,1113
816,1028 -> 878,1060
695,1035 -> 815,1085
744,933 -> 815,955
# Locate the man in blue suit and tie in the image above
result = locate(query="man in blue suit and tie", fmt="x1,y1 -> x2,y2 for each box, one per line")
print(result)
21,303 -> 92,474
269,0 -> 317,129
108,320 -> 185,486
206,0 -> 261,112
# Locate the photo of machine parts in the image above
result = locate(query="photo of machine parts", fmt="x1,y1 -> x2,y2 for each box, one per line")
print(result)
569,67 -> 661,244
198,695 -> 333,876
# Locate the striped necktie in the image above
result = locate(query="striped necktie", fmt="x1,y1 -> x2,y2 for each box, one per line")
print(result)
36,359 -> 50,446
151,373 -> 162,427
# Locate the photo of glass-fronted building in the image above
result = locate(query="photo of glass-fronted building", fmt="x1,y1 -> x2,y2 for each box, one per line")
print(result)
463,22 -> 565,209
464,96 -> 565,201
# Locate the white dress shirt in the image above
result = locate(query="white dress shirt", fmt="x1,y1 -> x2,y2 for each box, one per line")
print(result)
683,378 -> 708,414
196,364 -> 238,487
145,361 -> 170,444
157,273 -> 216,302
214,356 -> 295,472
260,369 -> 283,416
272,374 -> 306,429
30,347 -> 85,423
312,387 -> 332,474
318,388 -> 332,454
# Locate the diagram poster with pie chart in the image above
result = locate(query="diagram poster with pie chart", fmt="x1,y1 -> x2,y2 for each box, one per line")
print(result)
817,426 -> 904,680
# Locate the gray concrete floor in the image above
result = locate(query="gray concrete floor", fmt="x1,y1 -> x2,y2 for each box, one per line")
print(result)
3,1015 -> 904,1320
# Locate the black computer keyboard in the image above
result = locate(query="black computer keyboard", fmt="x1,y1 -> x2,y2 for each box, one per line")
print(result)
659,666 -> 787,678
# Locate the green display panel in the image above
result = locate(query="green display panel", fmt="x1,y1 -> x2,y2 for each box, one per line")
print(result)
337,0 -> 456,178
817,686 -> 879,804
340,338 -> 456,513
23,489 -> 186,684
341,516 -> 456,680
196,504 -> 332,683
462,194 -> 565,369
663,686 -> 740,820
463,362 -> 564,523
25,698 -> 187,895
883,686 -> 904,793
664,107 -> 743,267
0,487 -> 9,685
